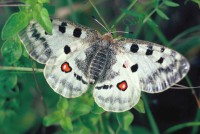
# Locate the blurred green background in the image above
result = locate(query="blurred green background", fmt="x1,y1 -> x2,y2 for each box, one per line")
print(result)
0,0 -> 200,134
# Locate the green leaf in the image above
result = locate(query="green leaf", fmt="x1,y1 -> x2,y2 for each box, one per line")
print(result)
1,12 -> 31,40
81,113 -> 100,131
132,126 -> 152,134
192,0 -> 200,8
20,0 -> 37,5
91,103 -> 105,114
116,111 -> 134,130
57,96 -> 68,111
68,98 -> 92,119
0,73 -> 17,92
33,4 -> 52,34
60,117 -> 73,132
1,40 -> 22,64
134,99 -> 145,113
44,4 -> 55,15
38,0 -> 50,3
0,111 -> 5,125
156,9 -> 169,20
43,111 -> 63,126
164,1 -> 179,7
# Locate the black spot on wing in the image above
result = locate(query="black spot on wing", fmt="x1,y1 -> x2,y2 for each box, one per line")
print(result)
123,64 -> 126,68
95,85 -> 113,90
161,47 -> 165,52
130,44 -> 139,53
74,73 -> 88,85
157,57 -> 164,64
32,29 -> 41,40
61,22 -> 67,26
40,37 -> 46,42
131,64 -> 138,72
73,28 -> 82,37
146,47 -> 153,55
59,25 -> 66,33
64,45 -> 71,54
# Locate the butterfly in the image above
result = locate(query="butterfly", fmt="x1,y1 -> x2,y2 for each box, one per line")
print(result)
19,19 -> 190,112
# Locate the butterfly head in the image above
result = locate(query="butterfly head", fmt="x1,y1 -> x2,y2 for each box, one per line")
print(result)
101,33 -> 113,46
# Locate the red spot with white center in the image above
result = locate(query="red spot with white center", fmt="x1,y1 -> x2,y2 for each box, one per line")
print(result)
117,81 -> 128,91
61,62 -> 72,73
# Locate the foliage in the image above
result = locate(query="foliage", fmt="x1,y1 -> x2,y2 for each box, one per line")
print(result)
0,0 -> 200,134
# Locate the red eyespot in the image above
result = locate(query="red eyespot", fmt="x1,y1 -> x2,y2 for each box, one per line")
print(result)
61,62 -> 72,73
117,81 -> 128,91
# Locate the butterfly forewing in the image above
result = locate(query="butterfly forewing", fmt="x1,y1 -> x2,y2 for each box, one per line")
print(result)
118,39 -> 190,93
19,19 -> 99,64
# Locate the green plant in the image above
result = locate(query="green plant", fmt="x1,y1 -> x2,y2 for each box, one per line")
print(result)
0,0 -> 200,134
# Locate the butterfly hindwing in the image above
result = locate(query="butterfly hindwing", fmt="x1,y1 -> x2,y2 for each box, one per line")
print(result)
19,19 -> 99,64
93,54 -> 141,112
119,39 -> 190,93
44,41 -> 90,98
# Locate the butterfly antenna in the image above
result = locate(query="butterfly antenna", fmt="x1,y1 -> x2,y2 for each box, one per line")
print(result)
110,31 -> 134,34
92,16 -> 109,32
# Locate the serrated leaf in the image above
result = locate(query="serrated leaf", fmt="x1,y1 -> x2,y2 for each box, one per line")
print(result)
1,40 -> 22,64
1,12 -> 31,40
43,111 -> 63,126
156,9 -> 169,20
33,4 -> 52,34
116,111 -> 134,130
164,1 -> 179,7
60,117 -> 73,132
57,96 -> 68,110
134,99 -> 145,113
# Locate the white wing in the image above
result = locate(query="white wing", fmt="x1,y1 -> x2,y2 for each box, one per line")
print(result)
44,40 -> 90,98
19,19 -> 99,64
119,39 -> 190,93
19,19 -> 100,98
93,54 -> 141,112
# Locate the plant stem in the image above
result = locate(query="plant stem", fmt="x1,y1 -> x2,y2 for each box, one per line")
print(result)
111,0 -> 138,29
168,25 -> 200,47
68,0 -> 77,22
191,109 -> 200,134
88,0 -> 109,30
164,122 -> 200,134
0,66 -> 43,73
143,2 -> 164,23
99,115 -> 105,132
142,94 -> 160,134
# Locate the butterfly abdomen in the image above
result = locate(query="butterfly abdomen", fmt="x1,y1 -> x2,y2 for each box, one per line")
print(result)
89,49 -> 108,83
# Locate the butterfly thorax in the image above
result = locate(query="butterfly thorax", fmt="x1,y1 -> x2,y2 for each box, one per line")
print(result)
88,34 -> 113,84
